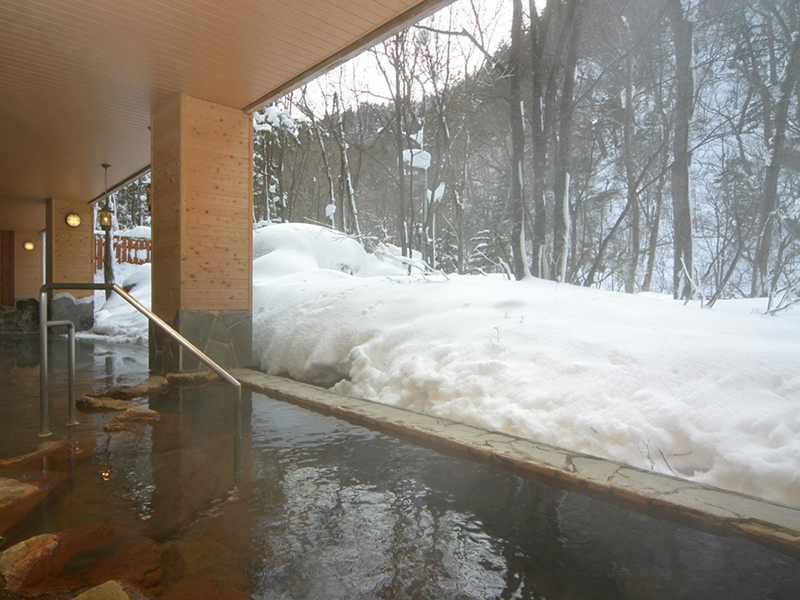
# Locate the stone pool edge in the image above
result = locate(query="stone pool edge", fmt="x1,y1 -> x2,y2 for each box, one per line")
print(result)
229,367 -> 800,558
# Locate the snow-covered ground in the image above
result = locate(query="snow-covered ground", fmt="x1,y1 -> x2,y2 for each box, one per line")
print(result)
88,223 -> 800,508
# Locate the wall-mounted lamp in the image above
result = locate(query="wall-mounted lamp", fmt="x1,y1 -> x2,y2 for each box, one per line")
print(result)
65,213 -> 82,228
23,241 -> 35,251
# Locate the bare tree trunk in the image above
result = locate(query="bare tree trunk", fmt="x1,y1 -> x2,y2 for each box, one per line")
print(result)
333,93 -> 361,238
529,0 -> 552,278
310,116 -> 336,227
552,0 -> 586,283
623,55 -> 639,294
392,37 -> 410,257
509,0 -> 529,279
667,0 -> 694,300
755,29 -> 800,295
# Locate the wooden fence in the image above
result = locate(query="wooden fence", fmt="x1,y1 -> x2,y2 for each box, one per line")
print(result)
94,234 -> 152,270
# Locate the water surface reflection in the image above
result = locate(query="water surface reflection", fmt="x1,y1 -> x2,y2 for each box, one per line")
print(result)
247,394 -> 800,600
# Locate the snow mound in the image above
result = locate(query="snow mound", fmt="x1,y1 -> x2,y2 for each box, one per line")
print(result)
117,226 -> 151,239
91,263 -> 151,344
251,225 -> 800,508
253,223 -> 407,278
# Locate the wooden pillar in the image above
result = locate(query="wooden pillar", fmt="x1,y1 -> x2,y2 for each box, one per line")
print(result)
45,198 -> 95,329
45,198 -> 94,293
150,94 -> 253,373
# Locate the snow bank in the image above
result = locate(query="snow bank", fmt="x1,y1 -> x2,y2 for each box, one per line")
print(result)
90,262 -> 151,344
252,224 -> 800,508
253,223 -> 407,278
116,226 -> 151,239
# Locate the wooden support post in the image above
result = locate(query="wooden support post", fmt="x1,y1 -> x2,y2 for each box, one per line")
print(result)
150,94 -> 253,372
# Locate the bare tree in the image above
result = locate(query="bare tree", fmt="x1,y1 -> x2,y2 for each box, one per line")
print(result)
667,0 -> 695,299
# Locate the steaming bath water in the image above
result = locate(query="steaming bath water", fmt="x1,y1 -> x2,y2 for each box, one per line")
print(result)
2,371 -> 799,598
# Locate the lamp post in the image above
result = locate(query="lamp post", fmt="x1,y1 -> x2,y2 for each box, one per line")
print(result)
99,164 -> 114,300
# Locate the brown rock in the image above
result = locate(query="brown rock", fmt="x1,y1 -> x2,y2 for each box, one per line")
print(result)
15,522 -> 164,595
161,577 -> 249,600
71,580 -> 131,600
111,376 -> 169,400
166,370 -> 220,387
0,438 -> 99,473
77,396 -> 135,412
103,406 -> 160,432
0,472 -> 69,535
87,534 -> 163,589
0,533 -> 59,591
0,478 -> 36,505
0,440 -> 69,470
159,533 -> 249,591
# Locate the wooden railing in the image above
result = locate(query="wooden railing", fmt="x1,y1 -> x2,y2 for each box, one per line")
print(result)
94,234 -> 152,270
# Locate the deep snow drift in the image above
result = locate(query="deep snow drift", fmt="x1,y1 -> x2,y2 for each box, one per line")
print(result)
91,223 -> 800,508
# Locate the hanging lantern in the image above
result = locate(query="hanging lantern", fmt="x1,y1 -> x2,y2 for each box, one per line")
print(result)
98,202 -> 113,230
99,163 -> 113,230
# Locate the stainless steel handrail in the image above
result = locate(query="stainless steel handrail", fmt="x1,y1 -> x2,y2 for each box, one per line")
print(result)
39,282 -> 242,437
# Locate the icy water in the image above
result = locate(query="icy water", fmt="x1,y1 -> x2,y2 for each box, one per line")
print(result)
2,342 -> 800,599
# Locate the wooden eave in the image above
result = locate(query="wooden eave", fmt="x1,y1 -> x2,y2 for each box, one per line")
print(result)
0,0 -> 451,206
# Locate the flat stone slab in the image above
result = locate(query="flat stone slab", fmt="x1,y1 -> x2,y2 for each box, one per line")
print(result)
71,580 -> 134,600
0,522 -> 163,595
0,472 -> 68,535
111,376 -> 168,400
166,370 -> 220,387
230,367 -> 800,558
78,396 -> 138,412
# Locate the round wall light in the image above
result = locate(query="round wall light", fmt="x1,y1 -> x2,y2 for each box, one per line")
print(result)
65,213 -> 82,228
23,241 -> 35,251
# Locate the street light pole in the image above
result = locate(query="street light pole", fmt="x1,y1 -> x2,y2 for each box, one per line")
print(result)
99,164 -> 114,300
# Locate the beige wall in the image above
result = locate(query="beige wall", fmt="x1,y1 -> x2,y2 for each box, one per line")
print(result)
151,94 -> 253,320
46,198 -> 94,298
0,199 -> 45,301
15,230 -> 44,299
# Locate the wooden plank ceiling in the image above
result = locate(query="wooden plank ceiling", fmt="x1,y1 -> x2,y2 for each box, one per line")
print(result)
0,0 -> 446,205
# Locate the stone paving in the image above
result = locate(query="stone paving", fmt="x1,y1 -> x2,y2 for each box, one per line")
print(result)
230,367 -> 800,558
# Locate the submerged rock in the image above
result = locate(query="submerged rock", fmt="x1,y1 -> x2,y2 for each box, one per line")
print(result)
160,577 -> 249,600
0,533 -> 59,591
103,406 -> 160,433
166,370 -> 220,387
0,440 -> 70,470
71,580 -> 135,600
0,438 -> 99,473
1,522 -> 163,596
0,472 -> 68,535
78,396 -> 137,412
111,376 -> 168,400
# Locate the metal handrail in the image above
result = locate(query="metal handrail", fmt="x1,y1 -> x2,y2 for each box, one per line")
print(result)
39,282 -> 242,437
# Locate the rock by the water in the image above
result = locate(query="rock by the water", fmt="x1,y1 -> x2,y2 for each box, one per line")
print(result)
70,580 -> 132,600
0,533 -> 59,591
2,522 -> 163,595
111,376 -> 168,400
0,472 -> 68,535
103,406 -> 160,432
160,577 -> 249,600
77,396 -> 136,412
166,371 -> 220,387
